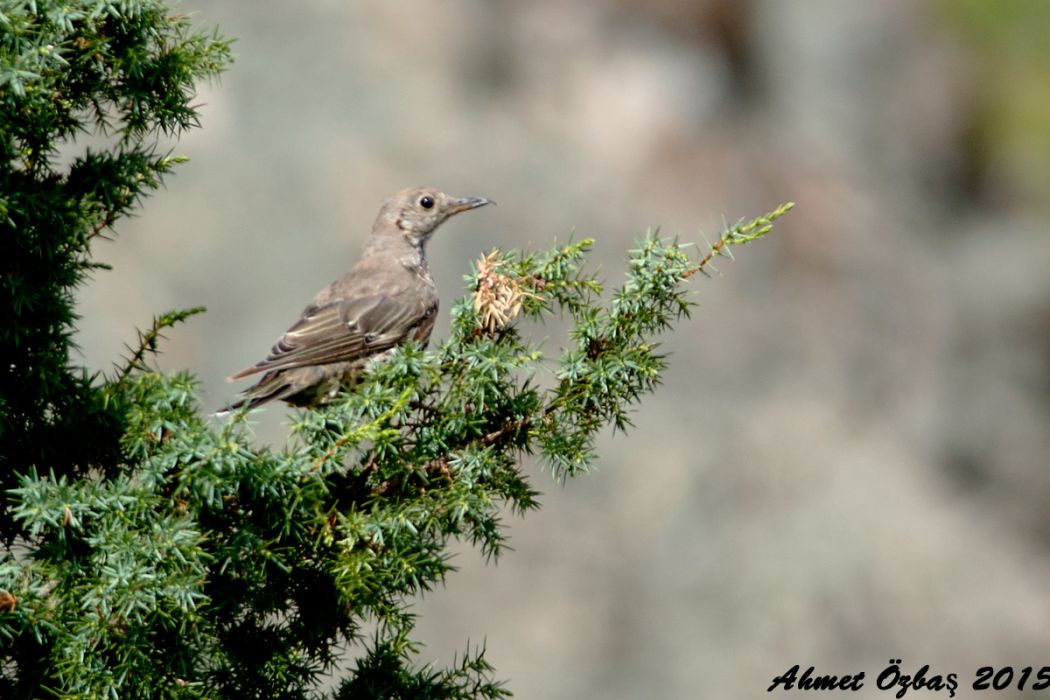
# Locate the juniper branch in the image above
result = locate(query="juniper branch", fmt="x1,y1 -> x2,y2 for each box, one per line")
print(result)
686,201 -> 795,278
114,307 -> 207,384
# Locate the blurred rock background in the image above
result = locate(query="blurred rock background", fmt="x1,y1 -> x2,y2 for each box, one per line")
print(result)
74,1 -> 1050,697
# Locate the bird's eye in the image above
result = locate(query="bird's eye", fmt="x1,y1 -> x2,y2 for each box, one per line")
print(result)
419,196 -> 435,209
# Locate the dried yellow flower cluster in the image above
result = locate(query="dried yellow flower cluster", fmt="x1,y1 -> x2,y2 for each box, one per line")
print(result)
472,251 -> 534,333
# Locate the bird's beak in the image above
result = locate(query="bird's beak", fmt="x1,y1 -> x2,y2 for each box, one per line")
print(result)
448,196 -> 492,215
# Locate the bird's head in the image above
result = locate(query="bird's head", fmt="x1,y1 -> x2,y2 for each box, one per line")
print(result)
378,187 -> 491,248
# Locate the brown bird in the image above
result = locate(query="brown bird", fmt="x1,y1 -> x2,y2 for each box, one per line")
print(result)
224,187 -> 491,411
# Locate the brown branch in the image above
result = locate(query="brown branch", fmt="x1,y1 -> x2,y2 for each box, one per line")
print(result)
85,210 -> 119,242
310,434 -> 364,473
683,237 -> 728,279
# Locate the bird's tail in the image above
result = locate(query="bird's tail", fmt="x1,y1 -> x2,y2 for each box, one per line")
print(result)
216,370 -> 306,415
216,365 -> 334,416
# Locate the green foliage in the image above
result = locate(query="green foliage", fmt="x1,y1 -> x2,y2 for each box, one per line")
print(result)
0,1 -> 793,698
0,0 -> 232,541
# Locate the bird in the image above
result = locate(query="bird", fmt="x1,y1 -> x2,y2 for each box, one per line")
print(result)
223,187 -> 491,411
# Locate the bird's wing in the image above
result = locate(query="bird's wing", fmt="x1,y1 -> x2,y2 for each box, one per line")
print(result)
228,294 -> 427,380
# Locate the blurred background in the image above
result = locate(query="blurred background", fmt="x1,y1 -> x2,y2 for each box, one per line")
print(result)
75,1 -> 1050,697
